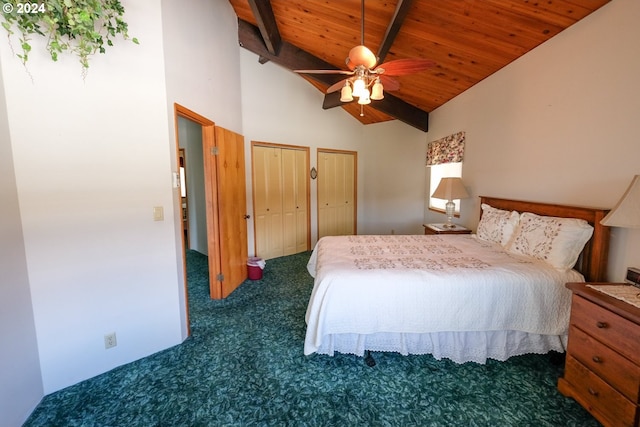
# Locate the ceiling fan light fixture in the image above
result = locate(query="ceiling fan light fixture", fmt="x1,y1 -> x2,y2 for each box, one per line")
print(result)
352,78 -> 366,98
370,79 -> 384,100
340,82 -> 353,102
358,88 -> 371,105
347,45 -> 377,70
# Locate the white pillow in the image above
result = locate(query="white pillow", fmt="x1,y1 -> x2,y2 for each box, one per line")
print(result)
505,212 -> 594,270
477,203 -> 520,246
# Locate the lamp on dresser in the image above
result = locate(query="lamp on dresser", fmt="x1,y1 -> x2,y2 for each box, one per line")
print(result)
601,174 -> 640,287
600,175 -> 640,229
431,177 -> 469,228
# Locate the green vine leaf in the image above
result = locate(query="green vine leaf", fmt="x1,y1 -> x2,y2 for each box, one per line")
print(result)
1,0 -> 139,74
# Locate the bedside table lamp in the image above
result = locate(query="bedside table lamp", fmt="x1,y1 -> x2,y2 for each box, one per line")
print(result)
432,177 -> 469,228
600,175 -> 640,228
600,175 -> 640,288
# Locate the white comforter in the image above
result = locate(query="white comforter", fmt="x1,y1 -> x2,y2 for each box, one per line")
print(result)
304,234 -> 583,357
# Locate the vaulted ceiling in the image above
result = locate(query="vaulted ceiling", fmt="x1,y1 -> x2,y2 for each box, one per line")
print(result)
228,0 -> 610,132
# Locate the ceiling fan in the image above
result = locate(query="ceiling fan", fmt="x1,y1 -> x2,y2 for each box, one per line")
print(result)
294,0 -> 434,109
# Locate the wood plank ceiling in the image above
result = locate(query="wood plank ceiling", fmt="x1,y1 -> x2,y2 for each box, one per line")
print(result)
228,0 -> 610,132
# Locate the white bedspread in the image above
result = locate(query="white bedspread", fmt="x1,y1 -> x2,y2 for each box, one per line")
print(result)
304,234 -> 584,357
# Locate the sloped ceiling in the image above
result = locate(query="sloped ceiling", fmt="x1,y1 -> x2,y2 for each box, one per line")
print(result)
228,0 -> 610,131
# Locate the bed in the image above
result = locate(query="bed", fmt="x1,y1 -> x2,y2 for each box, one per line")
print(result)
304,196 -> 610,363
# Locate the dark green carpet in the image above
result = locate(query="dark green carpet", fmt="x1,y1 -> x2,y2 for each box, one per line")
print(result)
24,250 -> 599,427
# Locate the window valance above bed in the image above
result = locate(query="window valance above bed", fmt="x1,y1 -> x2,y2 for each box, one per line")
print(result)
426,131 -> 465,166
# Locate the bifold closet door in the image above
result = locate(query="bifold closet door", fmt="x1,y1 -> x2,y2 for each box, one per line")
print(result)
253,145 -> 284,260
318,150 -> 356,239
282,148 -> 308,256
253,144 -> 309,260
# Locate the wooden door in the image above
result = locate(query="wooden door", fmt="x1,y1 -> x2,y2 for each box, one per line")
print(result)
252,145 -> 284,259
282,148 -> 297,256
318,150 -> 357,238
337,152 -> 355,235
175,104 -> 249,304
318,151 -> 336,238
215,126 -> 249,298
253,143 -> 310,260
282,148 -> 309,255
293,149 -> 309,253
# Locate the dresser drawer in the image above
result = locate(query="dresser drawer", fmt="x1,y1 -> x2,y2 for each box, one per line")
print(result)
563,355 -> 637,427
567,325 -> 640,402
571,295 -> 640,365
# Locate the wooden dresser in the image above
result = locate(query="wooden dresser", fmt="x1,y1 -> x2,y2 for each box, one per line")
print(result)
558,282 -> 640,427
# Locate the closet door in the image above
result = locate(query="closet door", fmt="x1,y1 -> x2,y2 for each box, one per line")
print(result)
318,151 -> 337,238
253,144 -> 310,260
294,149 -> 309,253
253,145 -> 284,260
337,152 -> 355,236
318,150 -> 356,239
282,148 -> 309,255
282,149 -> 300,255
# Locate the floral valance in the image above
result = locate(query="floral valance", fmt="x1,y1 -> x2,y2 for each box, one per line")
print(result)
426,131 -> 465,166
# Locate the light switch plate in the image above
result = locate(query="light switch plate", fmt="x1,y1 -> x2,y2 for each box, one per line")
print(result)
153,206 -> 164,221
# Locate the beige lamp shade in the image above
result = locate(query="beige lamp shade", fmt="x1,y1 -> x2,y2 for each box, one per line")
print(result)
600,175 -> 640,228
432,177 -> 469,201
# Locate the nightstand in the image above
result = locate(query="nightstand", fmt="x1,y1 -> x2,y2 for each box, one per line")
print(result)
423,223 -> 471,235
558,282 -> 640,427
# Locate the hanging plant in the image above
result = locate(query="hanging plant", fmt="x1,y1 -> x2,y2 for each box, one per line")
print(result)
1,0 -> 139,74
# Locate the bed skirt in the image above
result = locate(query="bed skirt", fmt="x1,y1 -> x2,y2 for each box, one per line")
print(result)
311,330 -> 568,364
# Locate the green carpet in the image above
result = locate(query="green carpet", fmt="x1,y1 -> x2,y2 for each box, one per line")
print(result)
24,250 -> 599,427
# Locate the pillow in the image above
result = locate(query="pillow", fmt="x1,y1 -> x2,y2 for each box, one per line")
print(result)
477,203 -> 520,246
505,212 -> 594,270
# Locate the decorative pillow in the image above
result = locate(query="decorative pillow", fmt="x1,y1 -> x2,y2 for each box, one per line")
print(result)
476,204 -> 520,246
505,212 -> 594,270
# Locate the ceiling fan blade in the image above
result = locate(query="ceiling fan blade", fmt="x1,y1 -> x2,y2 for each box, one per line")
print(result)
327,79 -> 348,94
294,69 -> 354,75
374,59 -> 435,76
379,75 -> 400,91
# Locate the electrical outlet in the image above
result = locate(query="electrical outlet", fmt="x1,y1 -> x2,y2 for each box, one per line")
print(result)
104,332 -> 117,349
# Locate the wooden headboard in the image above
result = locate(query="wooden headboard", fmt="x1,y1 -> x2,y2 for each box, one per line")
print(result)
479,196 -> 610,282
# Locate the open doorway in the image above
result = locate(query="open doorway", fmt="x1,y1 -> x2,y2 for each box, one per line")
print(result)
173,103 -> 248,304
178,119 -> 208,255
174,104 -> 219,326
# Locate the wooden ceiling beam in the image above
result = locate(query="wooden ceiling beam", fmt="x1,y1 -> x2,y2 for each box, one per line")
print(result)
247,0 -> 282,56
376,0 -> 414,63
238,19 -> 344,87
238,19 -> 429,132
323,91 -> 429,132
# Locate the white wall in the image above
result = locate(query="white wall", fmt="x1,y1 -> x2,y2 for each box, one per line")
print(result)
161,0 -> 242,133
0,1 -> 183,394
0,58 -> 44,427
360,120 -> 427,235
425,0 -> 640,281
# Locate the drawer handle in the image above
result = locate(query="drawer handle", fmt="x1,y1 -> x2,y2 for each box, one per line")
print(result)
596,321 -> 607,329
592,356 -> 602,363
588,388 -> 599,397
